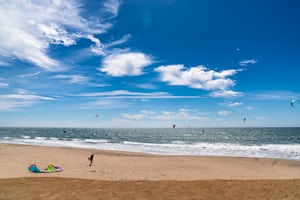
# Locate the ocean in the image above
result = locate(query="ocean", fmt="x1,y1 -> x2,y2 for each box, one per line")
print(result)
0,127 -> 299,160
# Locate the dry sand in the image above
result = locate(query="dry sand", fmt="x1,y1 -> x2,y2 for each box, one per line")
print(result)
0,143 -> 300,199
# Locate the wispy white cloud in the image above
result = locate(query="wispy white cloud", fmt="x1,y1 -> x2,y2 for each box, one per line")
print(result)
100,52 -> 153,76
220,102 -> 243,107
110,95 -> 200,99
78,90 -> 200,99
134,83 -> 157,90
79,98 -> 129,109
76,90 -> 201,110
210,90 -> 242,98
141,110 -> 155,115
104,0 -> 122,18
37,23 -> 77,46
18,72 -> 41,78
0,0 -> 121,71
121,113 -> 144,120
89,83 -> 111,87
86,34 -> 105,56
105,34 -> 131,48
250,91 -> 299,100
239,59 -> 257,66
0,100 -> 32,111
228,102 -> 242,107
155,65 -> 242,97
1,89 -> 54,101
120,108 -> 207,121
255,116 -> 266,120
246,106 -> 254,110
79,90 -> 164,97
217,110 -> 231,116
152,109 -> 207,121
54,74 -> 89,84
0,89 -> 54,110
0,82 -> 9,88
0,60 -> 10,66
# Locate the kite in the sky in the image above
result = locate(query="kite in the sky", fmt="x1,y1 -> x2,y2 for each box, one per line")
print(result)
243,118 -> 246,122
95,114 -> 99,117
290,100 -> 299,107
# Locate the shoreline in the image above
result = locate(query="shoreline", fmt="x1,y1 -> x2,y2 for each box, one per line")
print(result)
1,141 -> 299,162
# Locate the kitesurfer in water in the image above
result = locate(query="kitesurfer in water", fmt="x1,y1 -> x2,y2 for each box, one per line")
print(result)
88,153 -> 94,166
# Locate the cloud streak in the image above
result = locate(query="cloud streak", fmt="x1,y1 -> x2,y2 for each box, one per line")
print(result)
250,91 -> 299,100
239,59 -> 257,66
78,90 -> 200,99
0,83 -> 9,88
103,0 -> 122,18
217,110 -> 231,116
0,89 -> 54,110
209,90 -> 242,98
121,109 -> 208,121
54,74 -> 90,84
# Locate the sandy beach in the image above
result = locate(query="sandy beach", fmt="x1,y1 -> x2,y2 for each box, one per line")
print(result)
0,143 -> 300,199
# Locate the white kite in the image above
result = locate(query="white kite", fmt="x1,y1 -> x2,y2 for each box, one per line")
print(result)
290,100 -> 299,107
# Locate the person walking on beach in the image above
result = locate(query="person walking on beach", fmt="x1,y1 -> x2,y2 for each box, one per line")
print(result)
88,153 -> 94,166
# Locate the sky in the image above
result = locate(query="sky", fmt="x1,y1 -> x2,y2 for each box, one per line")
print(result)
0,0 -> 299,128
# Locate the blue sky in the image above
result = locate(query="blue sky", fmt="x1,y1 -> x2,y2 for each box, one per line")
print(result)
0,0 -> 299,128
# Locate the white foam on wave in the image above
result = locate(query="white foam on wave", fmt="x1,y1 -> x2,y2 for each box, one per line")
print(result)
84,139 -> 109,143
35,137 -> 47,140
102,141 -> 300,160
171,140 -> 186,145
0,137 -> 299,160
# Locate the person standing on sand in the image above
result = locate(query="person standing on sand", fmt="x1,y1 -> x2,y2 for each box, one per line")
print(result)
88,153 -> 94,166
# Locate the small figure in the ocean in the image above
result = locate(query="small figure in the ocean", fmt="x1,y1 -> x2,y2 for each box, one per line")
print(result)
88,153 -> 94,166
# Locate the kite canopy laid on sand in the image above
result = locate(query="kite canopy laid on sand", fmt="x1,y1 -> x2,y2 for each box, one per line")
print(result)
28,164 -> 62,173
44,164 -> 63,172
28,164 -> 41,173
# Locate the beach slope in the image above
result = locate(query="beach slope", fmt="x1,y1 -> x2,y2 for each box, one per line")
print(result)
0,144 -> 300,199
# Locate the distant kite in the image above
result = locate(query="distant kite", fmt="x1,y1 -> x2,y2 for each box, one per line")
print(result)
243,118 -> 246,122
290,100 -> 299,107
95,114 -> 99,117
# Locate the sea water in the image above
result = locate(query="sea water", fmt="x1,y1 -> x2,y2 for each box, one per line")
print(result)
0,127 -> 299,160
